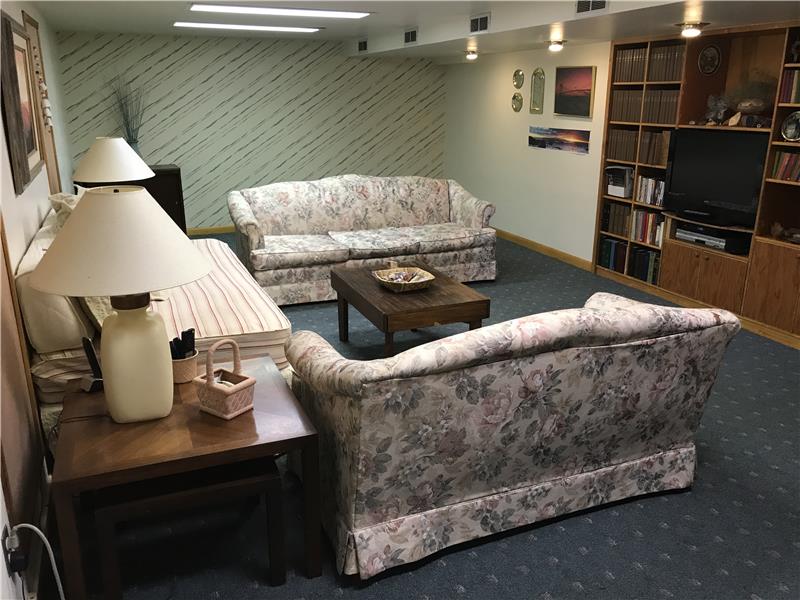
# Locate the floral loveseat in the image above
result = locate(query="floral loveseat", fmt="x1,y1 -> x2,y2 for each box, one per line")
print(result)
228,175 -> 496,305
286,292 -> 740,579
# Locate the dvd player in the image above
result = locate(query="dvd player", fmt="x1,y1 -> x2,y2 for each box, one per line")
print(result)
674,223 -> 750,255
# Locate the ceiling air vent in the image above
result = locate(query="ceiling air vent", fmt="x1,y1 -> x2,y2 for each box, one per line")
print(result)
576,1 -> 607,13
357,39 -> 368,52
404,28 -> 417,44
470,13 -> 490,33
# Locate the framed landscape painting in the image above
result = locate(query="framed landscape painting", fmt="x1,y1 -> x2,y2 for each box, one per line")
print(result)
1,12 -> 43,193
554,66 -> 596,118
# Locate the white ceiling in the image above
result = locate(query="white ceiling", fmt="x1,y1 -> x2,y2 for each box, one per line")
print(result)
35,1 -> 503,39
35,0 -> 800,61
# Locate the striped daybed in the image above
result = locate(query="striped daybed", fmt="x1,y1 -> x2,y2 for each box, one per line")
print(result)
15,210 -> 291,448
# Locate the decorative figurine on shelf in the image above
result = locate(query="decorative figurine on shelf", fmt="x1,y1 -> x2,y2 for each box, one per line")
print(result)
705,95 -> 730,124
771,222 -> 800,245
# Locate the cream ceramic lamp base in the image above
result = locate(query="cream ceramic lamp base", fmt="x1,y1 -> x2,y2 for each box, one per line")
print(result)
102,294 -> 173,423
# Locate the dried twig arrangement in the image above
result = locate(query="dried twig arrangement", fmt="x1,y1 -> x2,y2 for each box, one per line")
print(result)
109,76 -> 147,148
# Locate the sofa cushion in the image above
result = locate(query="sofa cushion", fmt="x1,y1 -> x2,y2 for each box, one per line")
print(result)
396,223 -> 495,254
328,228 -> 421,259
251,235 -> 349,270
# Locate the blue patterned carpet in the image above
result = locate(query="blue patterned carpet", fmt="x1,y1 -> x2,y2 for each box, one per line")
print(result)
111,238 -> 799,600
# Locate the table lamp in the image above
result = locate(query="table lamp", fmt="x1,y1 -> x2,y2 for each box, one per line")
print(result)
29,140 -> 210,423
72,136 -> 155,182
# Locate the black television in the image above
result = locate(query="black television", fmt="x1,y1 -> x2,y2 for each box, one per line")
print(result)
664,128 -> 768,227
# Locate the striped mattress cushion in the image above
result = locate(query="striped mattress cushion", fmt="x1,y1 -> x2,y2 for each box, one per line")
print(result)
33,238 -> 291,404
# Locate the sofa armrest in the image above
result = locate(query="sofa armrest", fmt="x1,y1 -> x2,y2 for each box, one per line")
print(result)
448,180 -> 496,229
286,331 -> 393,396
584,292 -> 645,310
227,190 -> 262,250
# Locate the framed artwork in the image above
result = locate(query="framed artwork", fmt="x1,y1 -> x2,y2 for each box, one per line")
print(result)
528,126 -> 590,154
554,66 -> 596,118
1,11 -> 43,194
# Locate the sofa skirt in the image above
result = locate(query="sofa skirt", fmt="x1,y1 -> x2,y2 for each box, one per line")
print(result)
331,445 -> 696,579
254,245 -> 497,306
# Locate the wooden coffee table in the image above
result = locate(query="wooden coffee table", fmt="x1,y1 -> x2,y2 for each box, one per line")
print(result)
52,357 -> 320,600
331,263 -> 490,356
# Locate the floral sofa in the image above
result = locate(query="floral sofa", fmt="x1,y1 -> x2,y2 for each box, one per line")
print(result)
228,175 -> 496,305
286,292 -> 740,579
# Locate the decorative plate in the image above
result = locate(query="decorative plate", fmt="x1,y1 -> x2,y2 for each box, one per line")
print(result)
697,44 -> 721,75
512,69 -> 525,89
512,92 -> 523,112
781,111 -> 800,142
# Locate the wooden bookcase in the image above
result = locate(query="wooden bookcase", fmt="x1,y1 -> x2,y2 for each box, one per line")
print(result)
593,23 -> 800,347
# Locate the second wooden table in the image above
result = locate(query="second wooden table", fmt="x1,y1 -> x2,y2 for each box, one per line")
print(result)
331,263 -> 491,356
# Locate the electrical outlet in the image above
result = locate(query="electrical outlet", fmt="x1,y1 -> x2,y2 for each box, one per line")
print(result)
2,525 -> 11,576
2,525 -> 27,575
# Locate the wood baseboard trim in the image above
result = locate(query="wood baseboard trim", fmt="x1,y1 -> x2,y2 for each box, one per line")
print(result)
188,225 -> 236,236
595,267 -> 800,349
494,228 -> 593,272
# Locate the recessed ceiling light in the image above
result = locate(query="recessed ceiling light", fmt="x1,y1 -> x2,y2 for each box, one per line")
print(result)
465,50 -> 478,61
548,40 -> 565,52
174,22 -> 320,33
190,4 -> 370,19
677,22 -> 708,38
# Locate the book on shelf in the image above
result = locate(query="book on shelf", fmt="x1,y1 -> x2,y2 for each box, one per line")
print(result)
632,210 -> 664,246
642,89 -> 679,123
599,237 -> 628,273
772,150 -> 800,181
628,247 -> 660,284
605,166 -> 634,197
610,89 -> 643,122
614,46 -> 647,82
607,129 -> 638,162
638,130 -> 671,166
602,201 -> 631,236
635,175 -> 665,206
779,69 -> 800,103
647,44 -> 685,81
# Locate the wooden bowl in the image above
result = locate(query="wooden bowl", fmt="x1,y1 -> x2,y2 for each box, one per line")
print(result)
372,266 -> 435,293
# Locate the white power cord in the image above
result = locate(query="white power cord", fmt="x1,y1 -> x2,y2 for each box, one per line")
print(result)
6,523 -> 65,600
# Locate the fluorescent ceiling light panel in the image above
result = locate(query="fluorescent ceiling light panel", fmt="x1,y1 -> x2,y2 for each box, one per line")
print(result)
174,21 -> 319,32
190,4 -> 369,19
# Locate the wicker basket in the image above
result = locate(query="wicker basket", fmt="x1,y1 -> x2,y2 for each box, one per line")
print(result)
192,339 -> 255,420
372,266 -> 435,293
172,350 -> 198,384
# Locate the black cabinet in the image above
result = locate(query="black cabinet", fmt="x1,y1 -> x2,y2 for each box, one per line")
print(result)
75,164 -> 187,233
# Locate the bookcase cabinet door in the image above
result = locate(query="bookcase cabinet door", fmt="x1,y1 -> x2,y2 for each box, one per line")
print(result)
695,252 -> 747,313
742,240 -> 800,333
659,241 -> 700,298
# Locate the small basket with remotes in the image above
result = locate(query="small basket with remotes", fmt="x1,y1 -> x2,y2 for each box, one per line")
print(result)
372,265 -> 435,293
193,338 -> 256,419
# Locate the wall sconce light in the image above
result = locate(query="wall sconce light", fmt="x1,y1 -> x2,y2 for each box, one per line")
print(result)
465,50 -> 478,61
548,40 -> 565,52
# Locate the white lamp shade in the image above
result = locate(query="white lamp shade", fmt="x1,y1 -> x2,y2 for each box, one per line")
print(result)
29,186 -> 210,297
73,137 -> 155,182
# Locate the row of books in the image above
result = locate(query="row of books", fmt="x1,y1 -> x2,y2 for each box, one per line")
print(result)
632,210 -> 664,247
638,129 -> 671,166
636,175 -> 665,206
607,128 -> 638,162
646,44 -> 685,81
601,202 -> 630,236
610,89 -> 643,122
642,89 -> 679,123
772,151 -> 800,182
598,238 -> 628,273
779,69 -> 800,103
614,46 -> 647,82
628,248 -> 661,285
